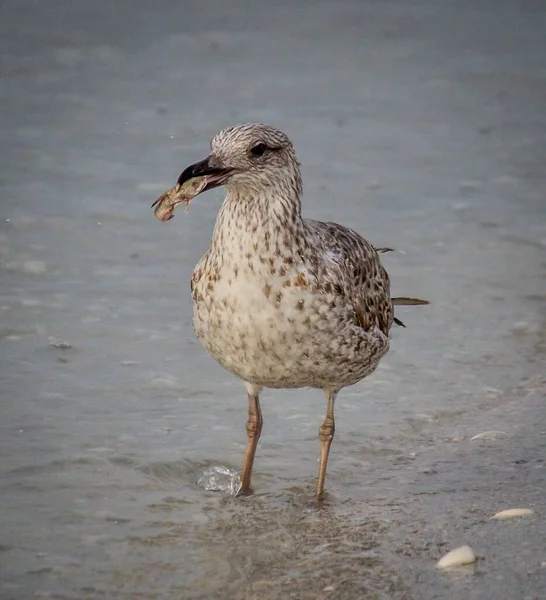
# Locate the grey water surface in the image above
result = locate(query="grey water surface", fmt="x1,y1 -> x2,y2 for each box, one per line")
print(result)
1,1 -> 545,599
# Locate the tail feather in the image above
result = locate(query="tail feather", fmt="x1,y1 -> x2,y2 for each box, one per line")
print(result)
392,297 -> 429,306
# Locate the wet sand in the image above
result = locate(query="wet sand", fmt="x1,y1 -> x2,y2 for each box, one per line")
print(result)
1,1 -> 545,598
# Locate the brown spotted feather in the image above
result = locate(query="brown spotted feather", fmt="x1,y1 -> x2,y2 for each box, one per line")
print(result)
303,220 -> 393,337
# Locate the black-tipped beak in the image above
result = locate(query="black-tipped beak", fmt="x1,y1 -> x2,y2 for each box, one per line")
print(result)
177,157 -> 232,191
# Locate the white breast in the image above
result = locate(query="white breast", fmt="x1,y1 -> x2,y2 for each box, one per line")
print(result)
193,260 -> 324,387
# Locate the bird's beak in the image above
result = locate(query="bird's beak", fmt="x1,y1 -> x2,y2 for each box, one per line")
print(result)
176,156 -> 233,194
151,156 -> 235,221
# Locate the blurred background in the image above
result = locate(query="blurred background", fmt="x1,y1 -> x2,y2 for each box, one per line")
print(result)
1,1 -> 545,599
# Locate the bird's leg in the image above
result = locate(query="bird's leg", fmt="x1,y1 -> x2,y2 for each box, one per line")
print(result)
240,383 -> 263,495
316,390 -> 337,499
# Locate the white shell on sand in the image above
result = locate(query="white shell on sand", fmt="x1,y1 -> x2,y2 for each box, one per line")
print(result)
437,545 -> 476,569
491,508 -> 535,520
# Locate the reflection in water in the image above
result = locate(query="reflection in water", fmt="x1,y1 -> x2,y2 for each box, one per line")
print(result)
122,489 -> 405,600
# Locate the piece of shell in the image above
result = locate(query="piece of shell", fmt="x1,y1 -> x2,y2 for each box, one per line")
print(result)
152,176 -> 209,221
437,545 -> 476,570
491,508 -> 534,520
152,190 -> 176,221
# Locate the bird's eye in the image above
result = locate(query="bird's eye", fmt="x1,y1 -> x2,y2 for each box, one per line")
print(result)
250,143 -> 267,156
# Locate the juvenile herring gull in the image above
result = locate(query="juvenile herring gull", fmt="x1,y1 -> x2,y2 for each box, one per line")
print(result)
152,123 -> 427,498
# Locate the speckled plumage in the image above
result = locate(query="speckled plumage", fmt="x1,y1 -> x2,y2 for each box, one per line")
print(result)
191,124 -> 392,391
170,123 -> 421,497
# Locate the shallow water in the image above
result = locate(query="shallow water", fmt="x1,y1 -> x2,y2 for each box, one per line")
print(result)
1,1 -> 545,598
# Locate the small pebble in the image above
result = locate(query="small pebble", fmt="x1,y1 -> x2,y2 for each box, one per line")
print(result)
437,545 -> 476,569
20,298 -> 43,307
459,180 -> 483,193
470,431 -> 508,441
323,585 -> 336,592
451,201 -> 472,211
493,175 -> 518,186
149,375 -> 180,388
22,260 -> 47,274
491,508 -> 534,520
50,340 -> 72,349
511,321 -> 539,335
484,387 -> 502,398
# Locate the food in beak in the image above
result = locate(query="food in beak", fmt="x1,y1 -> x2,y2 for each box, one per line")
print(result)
152,176 -> 209,221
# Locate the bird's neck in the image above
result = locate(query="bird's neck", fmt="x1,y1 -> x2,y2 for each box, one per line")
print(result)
210,183 -> 305,259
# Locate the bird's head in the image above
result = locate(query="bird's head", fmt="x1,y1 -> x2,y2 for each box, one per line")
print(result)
175,123 -> 301,196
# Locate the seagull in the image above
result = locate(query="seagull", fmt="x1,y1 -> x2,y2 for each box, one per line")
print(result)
152,123 -> 427,499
